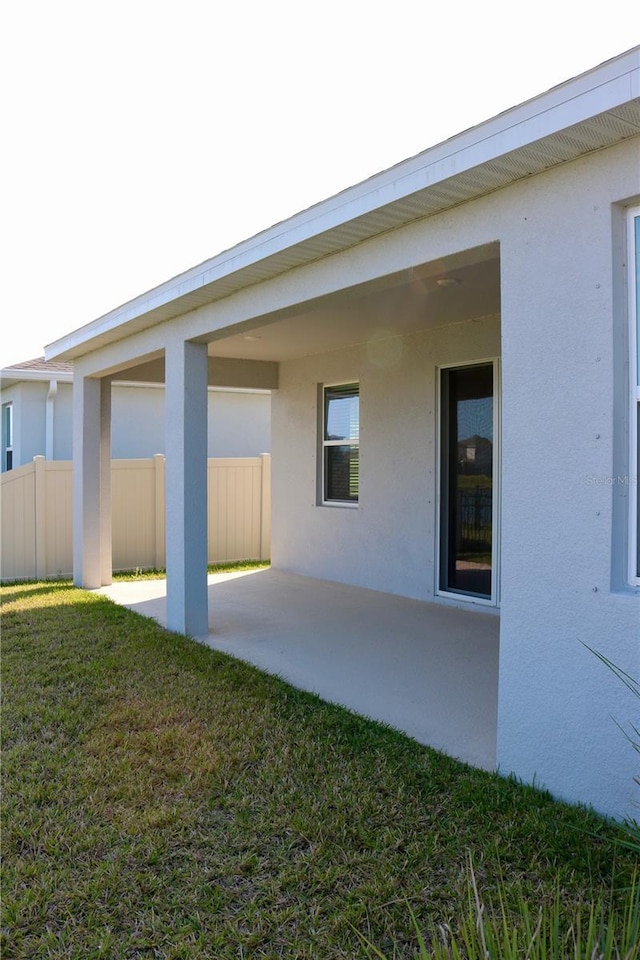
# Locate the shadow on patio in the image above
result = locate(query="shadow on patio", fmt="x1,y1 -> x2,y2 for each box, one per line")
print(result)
98,568 -> 499,770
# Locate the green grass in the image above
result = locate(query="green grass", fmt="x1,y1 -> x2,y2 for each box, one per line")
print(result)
114,559 -> 271,581
2,582 -> 638,959
1,559 -> 271,588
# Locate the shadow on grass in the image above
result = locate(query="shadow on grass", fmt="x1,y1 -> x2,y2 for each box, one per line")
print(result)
0,581 -> 75,603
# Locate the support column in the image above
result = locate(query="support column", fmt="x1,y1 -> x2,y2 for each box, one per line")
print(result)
260,453 -> 271,560
153,454 -> 166,570
34,455 -> 47,579
165,339 -> 209,636
99,378 -> 112,586
73,374 -> 112,588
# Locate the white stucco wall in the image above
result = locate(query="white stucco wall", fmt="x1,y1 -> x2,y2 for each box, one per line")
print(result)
497,142 -> 640,820
16,382 -> 46,465
207,389 -> 271,457
51,382 -> 73,460
0,381 -> 270,467
272,316 -> 500,603
1,381 -> 74,467
271,137 -> 640,819
109,384 -> 271,459
110,385 -> 165,458
20,383 -> 47,463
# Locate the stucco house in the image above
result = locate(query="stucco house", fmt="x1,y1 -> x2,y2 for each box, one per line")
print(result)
0,357 -> 271,470
45,48 -> 639,819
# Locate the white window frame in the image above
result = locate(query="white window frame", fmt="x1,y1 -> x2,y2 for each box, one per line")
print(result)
2,402 -> 13,471
628,205 -> 640,587
435,358 -> 501,608
321,382 -> 359,507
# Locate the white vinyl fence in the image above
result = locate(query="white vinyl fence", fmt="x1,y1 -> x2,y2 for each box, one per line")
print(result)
0,454 -> 271,581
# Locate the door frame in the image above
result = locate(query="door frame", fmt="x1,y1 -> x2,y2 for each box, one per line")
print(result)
435,357 -> 501,608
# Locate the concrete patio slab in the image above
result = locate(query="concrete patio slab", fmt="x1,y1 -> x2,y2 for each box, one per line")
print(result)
97,568 -> 499,770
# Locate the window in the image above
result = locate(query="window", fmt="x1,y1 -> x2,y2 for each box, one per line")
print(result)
322,383 -> 359,504
2,403 -> 13,471
629,205 -> 640,586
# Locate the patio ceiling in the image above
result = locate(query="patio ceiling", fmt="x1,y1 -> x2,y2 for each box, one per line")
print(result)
202,244 -> 501,363
114,243 -> 500,385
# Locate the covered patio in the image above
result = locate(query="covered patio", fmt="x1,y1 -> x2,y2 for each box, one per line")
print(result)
47,50 -> 640,818
98,568 -> 499,770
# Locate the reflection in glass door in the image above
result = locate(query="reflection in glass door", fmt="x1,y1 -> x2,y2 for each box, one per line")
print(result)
440,364 -> 494,600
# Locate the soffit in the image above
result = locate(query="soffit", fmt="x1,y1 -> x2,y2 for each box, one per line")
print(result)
206,249 -> 502,363
46,52 -> 640,363
66,107 -> 640,358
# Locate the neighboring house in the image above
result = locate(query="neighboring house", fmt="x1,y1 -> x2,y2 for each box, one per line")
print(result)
46,49 -> 639,819
0,358 -> 271,470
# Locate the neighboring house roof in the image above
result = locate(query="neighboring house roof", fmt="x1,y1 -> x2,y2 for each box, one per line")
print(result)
0,357 -> 271,394
46,46 -> 640,364
4,357 -> 73,374
1,357 -> 74,389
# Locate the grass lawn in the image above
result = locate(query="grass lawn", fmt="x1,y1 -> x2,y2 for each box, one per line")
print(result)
2,578 -> 638,958
113,560 -> 272,582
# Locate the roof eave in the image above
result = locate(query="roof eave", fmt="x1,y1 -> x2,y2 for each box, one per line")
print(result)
46,45 -> 640,363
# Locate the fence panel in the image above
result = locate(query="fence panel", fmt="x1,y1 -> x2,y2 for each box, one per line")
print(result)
207,458 -> 263,562
43,460 -> 73,577
0,462 -> 37,580
112,459 -> 158,571
1,455 -> 271,581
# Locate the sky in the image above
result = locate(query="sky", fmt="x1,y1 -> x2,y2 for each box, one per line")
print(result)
1,1 -> 638,368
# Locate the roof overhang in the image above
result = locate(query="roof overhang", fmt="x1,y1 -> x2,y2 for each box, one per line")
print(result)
47,46 -> 640,363
0,365 -> 74,389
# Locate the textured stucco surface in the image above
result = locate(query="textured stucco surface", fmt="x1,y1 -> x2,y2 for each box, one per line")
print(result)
111,385 -> 271,459
271,137 -> 640,818
1,380 -> 73,466
1,381 -> 270,468
272,316 -> 500,604
496,142 -> 640,819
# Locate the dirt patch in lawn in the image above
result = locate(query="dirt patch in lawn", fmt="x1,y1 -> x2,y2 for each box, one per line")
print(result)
84,696 -> 220,831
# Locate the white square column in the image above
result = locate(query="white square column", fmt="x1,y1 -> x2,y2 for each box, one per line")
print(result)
165,339 -> 209,636
73,375 -> 112,588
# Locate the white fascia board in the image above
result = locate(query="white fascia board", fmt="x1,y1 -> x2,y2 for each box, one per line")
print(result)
46,47 -> 639,362
111,379 -> 270,395
209,386 -> 271,395
0,367 -> 74,387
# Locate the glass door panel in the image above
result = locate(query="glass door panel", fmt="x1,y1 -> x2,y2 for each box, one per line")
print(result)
440,364 -> 494,599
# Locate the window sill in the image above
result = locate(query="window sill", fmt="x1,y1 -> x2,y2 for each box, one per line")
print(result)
319,501 -> 359,509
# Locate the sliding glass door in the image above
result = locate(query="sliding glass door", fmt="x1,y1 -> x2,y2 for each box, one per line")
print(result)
439,363 -> 496,601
